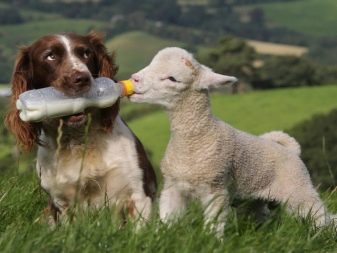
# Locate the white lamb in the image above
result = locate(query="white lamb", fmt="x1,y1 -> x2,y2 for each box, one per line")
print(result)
129,47 -> 336,235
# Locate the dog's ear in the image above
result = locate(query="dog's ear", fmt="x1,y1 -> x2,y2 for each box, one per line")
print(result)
87,31 -> 118,78
195,65 -> 237,91
5,47 -> 41,151
87,31 -> 120,131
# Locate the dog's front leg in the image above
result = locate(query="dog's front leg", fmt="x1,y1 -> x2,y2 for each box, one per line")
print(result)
127,176 -> 152,229
43,197 -> 70,228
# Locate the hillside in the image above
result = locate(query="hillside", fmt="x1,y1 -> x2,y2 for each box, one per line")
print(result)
244,0 -> 337,37
106,31 -> 312,79
246,40 -> 308,56
0,9 -> 106,82
126,85 -> 337,168
106,31 -> 185,79
1,0 -> 337,82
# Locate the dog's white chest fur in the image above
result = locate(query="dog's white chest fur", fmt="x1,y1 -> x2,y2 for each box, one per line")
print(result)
36,117 -> 141,208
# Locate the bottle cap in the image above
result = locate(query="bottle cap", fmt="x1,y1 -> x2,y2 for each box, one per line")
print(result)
119,80 -> 134,97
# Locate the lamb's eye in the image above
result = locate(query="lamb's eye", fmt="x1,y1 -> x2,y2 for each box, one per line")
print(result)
168,76 -> 178,82
46,53 -> 56,61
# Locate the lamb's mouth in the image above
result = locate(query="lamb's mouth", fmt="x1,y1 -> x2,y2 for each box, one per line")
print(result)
128,89 -> 144,98
63,112 -> 87,126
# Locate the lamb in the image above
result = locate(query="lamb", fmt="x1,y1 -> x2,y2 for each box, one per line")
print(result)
129,47 -> 336,235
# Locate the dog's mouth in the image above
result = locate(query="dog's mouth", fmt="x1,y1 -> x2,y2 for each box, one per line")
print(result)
63,112 -> 87,126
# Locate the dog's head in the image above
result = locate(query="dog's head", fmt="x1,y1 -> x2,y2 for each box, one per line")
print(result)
5,32 -> 119,151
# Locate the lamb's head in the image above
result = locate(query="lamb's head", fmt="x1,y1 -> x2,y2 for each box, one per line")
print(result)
129,47 -> 237,108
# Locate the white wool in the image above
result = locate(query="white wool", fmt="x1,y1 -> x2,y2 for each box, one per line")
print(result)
260,130 -> 301,156
130,47 -> 336,235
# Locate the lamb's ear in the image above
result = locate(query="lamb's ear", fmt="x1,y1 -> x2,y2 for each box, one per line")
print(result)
195,65 -> 237,90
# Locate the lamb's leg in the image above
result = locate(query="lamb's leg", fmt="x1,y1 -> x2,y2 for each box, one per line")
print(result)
285,189 -> 330,227
200,187 -> 229,237
255,165 -> 332,227
159,178 -> 186,223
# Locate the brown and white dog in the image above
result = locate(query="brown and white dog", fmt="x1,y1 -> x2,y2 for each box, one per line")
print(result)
5,32 -> 157,225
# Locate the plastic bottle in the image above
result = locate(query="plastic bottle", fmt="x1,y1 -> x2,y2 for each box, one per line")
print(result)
16,77 -> 134,122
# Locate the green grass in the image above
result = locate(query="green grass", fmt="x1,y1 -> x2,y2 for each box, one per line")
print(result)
0,19 -> 105,50
127,85 -> 337,167
0,170 -> 337,253
106,31 -> 185,79
250,0 -> 337,37
0,17 -> 106,81
20,9 -> 63,21
0,18 -> 106,64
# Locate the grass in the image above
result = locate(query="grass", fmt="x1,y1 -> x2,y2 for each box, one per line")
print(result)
246,39 -> 308,56
106,31 -> 185,79
127,85 -> 337,167
0,19 -> 105,50
248,0 -> 337,37
0,16 -> 106,81
0,170 -> 337,253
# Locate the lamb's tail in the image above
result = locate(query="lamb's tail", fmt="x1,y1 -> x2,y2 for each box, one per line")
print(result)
260,131 -> 301,156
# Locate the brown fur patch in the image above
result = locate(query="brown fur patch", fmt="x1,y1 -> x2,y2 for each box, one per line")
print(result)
183,58 -> 193,68
43,199 -> 60,223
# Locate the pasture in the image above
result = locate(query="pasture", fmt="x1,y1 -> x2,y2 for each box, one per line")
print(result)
106,31 -> 185,79
0,19 -> 105,51
1,85 -> 337,252
1,1 -> 337,251
245,0 -> 337,37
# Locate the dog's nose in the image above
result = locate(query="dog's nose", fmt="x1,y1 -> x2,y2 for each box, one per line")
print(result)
72,72 -> 91,87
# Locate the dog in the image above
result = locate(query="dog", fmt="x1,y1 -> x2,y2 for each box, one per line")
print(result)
5,32 -> 157,225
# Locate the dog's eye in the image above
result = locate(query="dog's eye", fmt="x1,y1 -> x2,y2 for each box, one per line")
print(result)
46,53 -> 56,61
83,49 -> 91,59
167,76 -> 178,82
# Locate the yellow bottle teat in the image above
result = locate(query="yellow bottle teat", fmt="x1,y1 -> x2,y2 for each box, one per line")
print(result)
119,80 -> 135,97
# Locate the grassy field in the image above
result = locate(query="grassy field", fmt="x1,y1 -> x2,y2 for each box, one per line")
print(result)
0,14 -> 106,82
1,85 -> 337,252
1,170 -> 336,253
246,40 -> 308,56
0,19 -> 105,52
106,31 -> 311,79
247,0 -> 337,37
127,85 -> 337,168
106,31 -> 185,79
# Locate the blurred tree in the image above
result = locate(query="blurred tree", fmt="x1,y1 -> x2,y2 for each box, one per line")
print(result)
255,56 -> 318,88
0,47 -> 11,84
197,36 -> 257,85
143,0 -> 181,24
289,109 -> 337,190
249,8 -> 265,25
0,6 -> 24,24
178,6 -> 208,27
